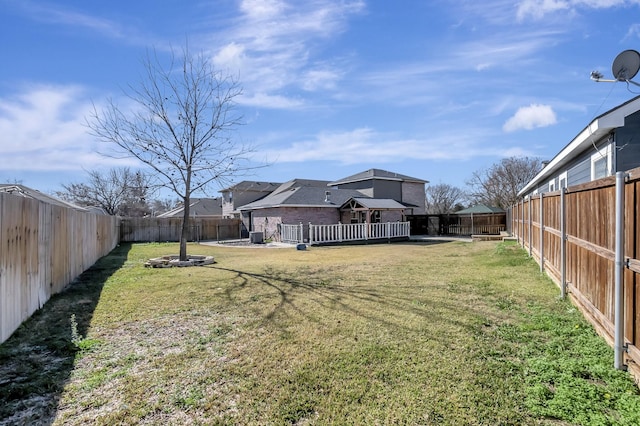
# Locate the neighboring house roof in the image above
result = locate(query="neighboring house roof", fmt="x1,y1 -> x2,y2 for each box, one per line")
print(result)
219,180 -> 282,193
329,168 -> 428,186
0,184 -> 89,211
518,95 -> 640,196
454,204 -> 505,214
157,197 -> 222,217
239,183 -> 366,210
270,179 -> 331,195
345,197 -> 407,210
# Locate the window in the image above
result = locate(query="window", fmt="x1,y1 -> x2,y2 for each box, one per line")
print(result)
591,144 -> 613,180
350,211 -> 359,223
548,179 -> 556,193
558,171 -> 568,189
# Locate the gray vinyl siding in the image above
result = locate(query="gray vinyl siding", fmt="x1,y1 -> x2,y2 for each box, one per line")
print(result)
523,137 -> 612,197
567,157 -> 592,187
615,110 -> 640,172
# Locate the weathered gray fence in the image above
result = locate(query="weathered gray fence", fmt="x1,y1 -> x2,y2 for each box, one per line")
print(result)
119,217 -> 242,242
0,193 -> 120,344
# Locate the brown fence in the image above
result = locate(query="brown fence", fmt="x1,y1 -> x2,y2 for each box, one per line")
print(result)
119,217 -> 242,242
0,192 -> 120,344
407,213 -> 506,236
510,167 -> 640,380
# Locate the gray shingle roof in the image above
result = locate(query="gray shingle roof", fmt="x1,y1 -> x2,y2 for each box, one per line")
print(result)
219,181 -> 282,192
0,184 -> 88,211
347,198 -> 407,210
157,197 -> 222,217
329,168 -> 427,186
454,204 -> 505,214
239,186 -> 366,210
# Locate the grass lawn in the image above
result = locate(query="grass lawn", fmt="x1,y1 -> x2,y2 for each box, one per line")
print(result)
1,240 -> 639,425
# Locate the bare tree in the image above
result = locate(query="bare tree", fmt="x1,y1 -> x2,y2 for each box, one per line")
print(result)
87,46 -> 257,260
57,167 -> 152,216
425,183 -> 467,214
467,156 -> 542,209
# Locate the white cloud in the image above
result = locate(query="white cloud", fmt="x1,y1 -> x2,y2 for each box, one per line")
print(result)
503,104 -> 558,132
516,0 -> 640,20
208,0 -> 365,108
0,85 -> 132,171
13,1 -> 154,45
263,127 -> 536,164
239,92 -> 305,109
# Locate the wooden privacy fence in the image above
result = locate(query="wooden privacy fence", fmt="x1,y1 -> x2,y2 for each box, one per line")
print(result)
281,222 -> 410,245
120,217 -> 242,242
0,192 -> 119,344
407,213 -> 506,236
510,167 -> 640,379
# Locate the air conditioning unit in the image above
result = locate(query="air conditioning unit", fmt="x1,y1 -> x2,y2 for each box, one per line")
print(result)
249,231 -> 264,244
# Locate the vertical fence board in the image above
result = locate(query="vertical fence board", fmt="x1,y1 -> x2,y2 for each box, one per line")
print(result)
0,193 -> 120,344
509,167 -> 640,380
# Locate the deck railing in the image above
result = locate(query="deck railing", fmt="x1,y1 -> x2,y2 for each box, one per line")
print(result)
281,222 -> 410,245
281,222 -> 304,244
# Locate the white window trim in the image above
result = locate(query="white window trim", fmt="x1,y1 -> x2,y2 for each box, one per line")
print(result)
591,144 -> 613,180
548,179 -> 556,193
558,171 -> 568,189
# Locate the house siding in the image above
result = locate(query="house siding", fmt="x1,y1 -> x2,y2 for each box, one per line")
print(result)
401,182 -> 426,213
524,136 -> 613,196
251,207 -> 341,241
221,189 -> 273,218
615,109 -> 640,172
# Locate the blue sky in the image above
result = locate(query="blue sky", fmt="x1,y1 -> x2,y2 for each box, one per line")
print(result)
3,0 -> 640,197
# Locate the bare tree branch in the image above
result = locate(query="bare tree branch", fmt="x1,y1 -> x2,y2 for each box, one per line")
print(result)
425,183 -> 467,214
466,156 -> 542,209
56,167 -> 153,216
87,46 -> 261,259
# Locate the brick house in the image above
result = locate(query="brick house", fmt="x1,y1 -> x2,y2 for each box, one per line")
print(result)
237,169 -> 427,241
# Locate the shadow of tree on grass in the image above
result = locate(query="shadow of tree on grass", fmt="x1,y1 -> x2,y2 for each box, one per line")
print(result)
0,243 -> 131,426
209,263 -> 476,343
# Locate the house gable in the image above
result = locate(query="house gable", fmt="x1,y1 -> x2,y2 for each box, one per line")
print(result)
328,168 -> 427,212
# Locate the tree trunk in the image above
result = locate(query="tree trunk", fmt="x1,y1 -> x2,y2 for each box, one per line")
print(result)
180,195 -> 190,261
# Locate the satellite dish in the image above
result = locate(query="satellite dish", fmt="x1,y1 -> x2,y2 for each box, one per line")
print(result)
612,49 -> 640,81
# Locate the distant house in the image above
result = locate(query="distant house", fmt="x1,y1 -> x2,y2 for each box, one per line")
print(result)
0,184 -> 92,212
219,181 -> 282,218
237,169 -> 428,240
329,168 -> 427,215
519,95 -> 640,198
156,197 -> 223,218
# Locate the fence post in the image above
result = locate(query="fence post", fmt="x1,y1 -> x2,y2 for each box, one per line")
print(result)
299,222 -> 303,243
528,195 -> 532,257
539,193 -> 544,273
339,221 -> 343,242
309,222 -> 313,245
614,171 -> 626,370
560,188 -> 567,300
